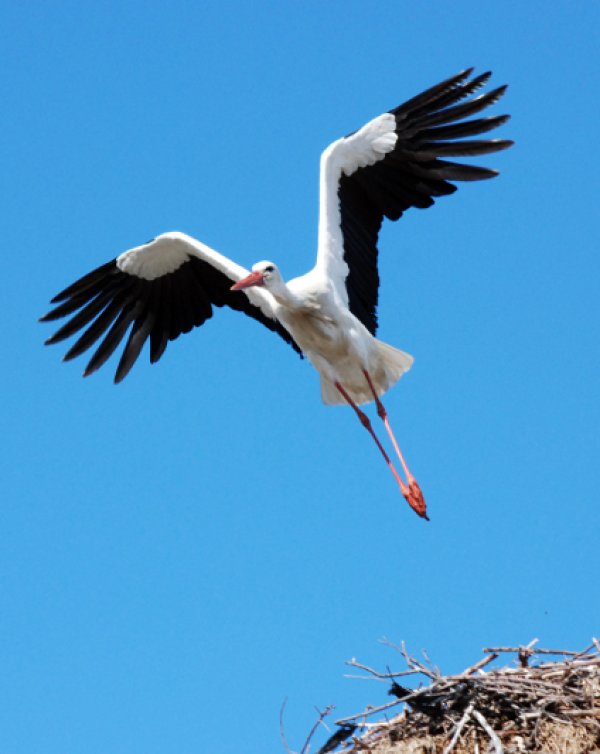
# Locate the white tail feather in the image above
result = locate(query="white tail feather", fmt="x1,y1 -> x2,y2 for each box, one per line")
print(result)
320,339 -> 414,406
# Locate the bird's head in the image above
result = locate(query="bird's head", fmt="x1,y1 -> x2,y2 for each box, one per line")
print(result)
230,261 -> 282,291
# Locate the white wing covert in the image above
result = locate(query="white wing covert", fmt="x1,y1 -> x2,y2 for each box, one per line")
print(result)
316,68 -> 513,335
41,232 -> 301,383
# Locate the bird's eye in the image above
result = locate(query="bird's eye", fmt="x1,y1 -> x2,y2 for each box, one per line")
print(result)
265,265 -> 274,273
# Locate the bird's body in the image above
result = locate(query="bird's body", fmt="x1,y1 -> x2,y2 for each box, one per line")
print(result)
42,68 -> 513,519
242,262 -> 413,406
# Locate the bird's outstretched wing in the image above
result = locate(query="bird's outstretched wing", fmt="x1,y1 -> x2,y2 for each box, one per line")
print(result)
316,68 -> 513,334
41,232 -> 301,383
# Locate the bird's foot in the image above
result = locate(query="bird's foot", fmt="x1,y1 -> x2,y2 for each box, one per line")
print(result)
400,476 -> 429,521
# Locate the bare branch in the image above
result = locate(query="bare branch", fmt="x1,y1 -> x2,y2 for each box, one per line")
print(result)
279,698 -> 294,754
421,648 -> 442,679
572,641 -> 599,659
483,645 -> 586,657
379,638 -> 438,680
344,658 -> 420,679
300,705 -> 335,754
465,653 -> 499,675
442,703 -> 473,754
335,698 -> 402,726
471,709 -> 504,754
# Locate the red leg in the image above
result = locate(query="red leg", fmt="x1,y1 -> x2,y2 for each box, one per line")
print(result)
362,371 -> 429,521
334,381 -> 412,501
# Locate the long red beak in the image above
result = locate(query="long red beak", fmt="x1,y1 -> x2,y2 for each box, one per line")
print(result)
230,271 -> 265,291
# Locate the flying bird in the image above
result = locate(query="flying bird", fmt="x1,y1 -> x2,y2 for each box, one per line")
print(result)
41,68 -> 512,520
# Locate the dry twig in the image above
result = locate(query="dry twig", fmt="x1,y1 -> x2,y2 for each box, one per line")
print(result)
442,702 -> 474,754
471,709 -> 504,754
280,698 -> 293,754
300,705 -> 335,754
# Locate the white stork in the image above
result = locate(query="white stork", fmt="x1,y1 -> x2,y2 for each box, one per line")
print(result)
41,68 -> 512,520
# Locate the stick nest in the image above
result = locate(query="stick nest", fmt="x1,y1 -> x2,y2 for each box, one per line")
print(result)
310,640 -> 600,754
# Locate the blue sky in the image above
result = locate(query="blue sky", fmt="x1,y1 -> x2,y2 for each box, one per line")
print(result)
2,2 -> 599,752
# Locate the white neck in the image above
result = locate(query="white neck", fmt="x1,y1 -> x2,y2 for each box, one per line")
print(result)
267,278 -> 302,309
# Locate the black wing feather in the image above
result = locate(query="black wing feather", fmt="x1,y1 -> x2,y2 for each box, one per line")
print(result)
82,281 -> 145,377
41,253 -> 301,382
49,260 -> 118,304
340,69 -> 512,335
62,286 -> 134,362
149,275 -> 171,364
115,288 -> 158,383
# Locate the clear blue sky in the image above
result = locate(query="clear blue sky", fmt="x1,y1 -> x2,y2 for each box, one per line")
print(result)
2,2 -> 599,752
